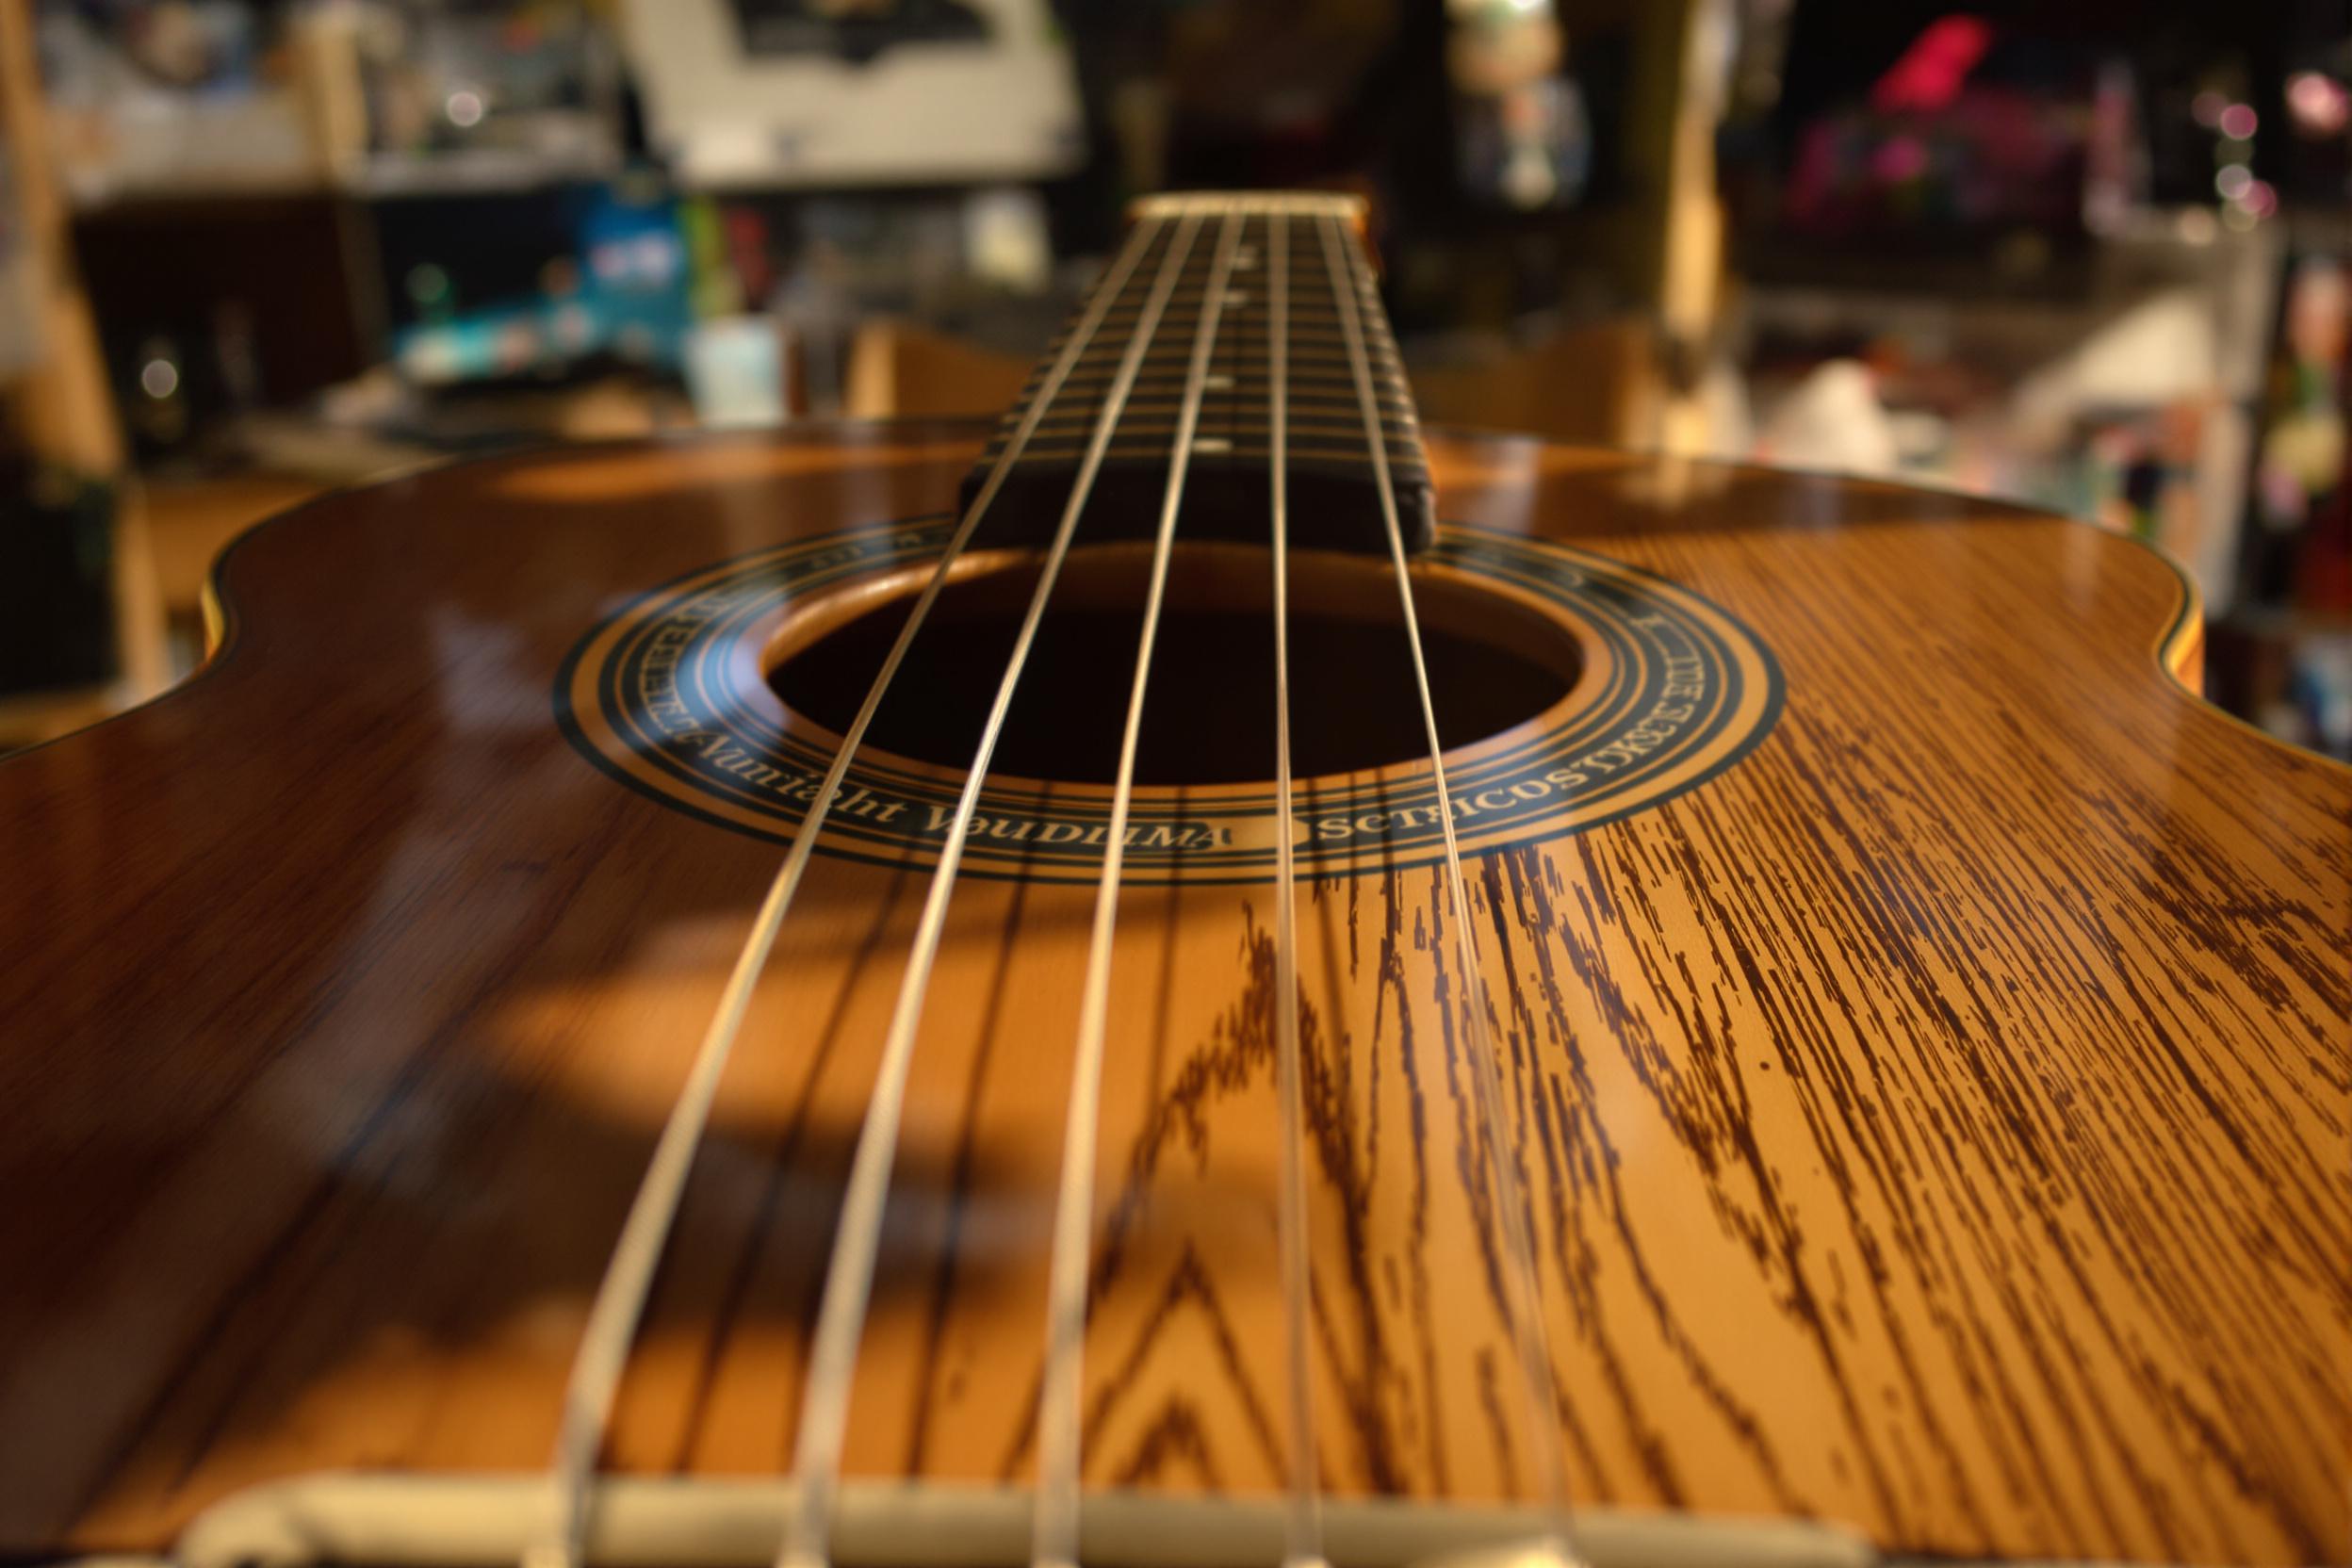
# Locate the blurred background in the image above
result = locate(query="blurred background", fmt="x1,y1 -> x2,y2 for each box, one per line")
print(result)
0,0 -> 2345,758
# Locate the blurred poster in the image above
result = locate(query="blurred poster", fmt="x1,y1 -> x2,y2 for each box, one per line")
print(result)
618,0 -> 1082,188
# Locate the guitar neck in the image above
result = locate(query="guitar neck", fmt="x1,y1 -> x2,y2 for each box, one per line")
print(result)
962,191 -> 1435,556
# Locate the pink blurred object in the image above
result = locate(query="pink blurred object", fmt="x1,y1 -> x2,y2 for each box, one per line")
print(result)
1870,15 -> 1993,114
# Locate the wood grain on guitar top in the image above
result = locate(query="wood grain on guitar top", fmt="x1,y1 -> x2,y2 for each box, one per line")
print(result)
0,426 -> 2344,1565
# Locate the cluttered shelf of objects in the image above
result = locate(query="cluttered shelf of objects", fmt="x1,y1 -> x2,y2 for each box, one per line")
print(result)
4,0 -> 2348,762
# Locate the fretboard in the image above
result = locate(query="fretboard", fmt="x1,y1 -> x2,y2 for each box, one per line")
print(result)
959,192 -> 1435,556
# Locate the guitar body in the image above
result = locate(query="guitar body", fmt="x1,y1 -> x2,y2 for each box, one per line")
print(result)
1,424 -> 2345,1567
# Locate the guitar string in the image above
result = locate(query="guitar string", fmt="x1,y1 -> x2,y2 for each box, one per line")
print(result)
1316,213 -> 1585,1567
1030,206 -> 1244,1568
1265,209 -> 1330,1568
528,213 -> 1170,1568
778,209 -> 1208,1568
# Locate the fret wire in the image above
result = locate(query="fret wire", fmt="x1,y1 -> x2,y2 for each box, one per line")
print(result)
1266,209 -> 1330,1568
993,421 -> 1425,437
1055,352 -> 1399,371
1019,413 -> 1415,433
1034,379 -> 1409,401
1024,381 -> 1413,400
1068,340 -> 1364,354
1054,316 -> 1346,334
998,389 -> 1415,415
1033,363 -> 1406,379
1016,424 -> 1419,443
995,423 -> 1415,433
1031,335 -> 1401,358
1033,336 -> 1396,355
1315,212 -> 1582,1568
991,424 -> 1426,441
776,210 -> 1207,1568
1087,311 -> 1345,326
994,450 -> 1429,468
1024,421 -> 1417,436
993,445 -> 1428,465
1024,408 -> 1416,423
1030,208 -> 1246,1568
1061,329 -> 1389,344
1022,394 -> 1410,414
1026,392 -> 1413,414
1008,420 -> 1416,436
994,459 -> 1429,476
1062,331 -> 1394,350
1031,416 -> 1420,432
1048,359 -> 1405,381
1021,389 -> 1409,407
1026,394 -> 1409,416
997,426 -> 1421,448
1028,371 -> 1405,385
1025,377 -> 1412,403
1028,372 -> 1408,389
526,215 -> 1172,1568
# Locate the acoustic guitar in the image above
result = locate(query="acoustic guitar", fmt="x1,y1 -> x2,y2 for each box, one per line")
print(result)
2,192 -> 2345,1568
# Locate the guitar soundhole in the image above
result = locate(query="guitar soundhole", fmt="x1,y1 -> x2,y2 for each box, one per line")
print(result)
764,543 -> 1583,788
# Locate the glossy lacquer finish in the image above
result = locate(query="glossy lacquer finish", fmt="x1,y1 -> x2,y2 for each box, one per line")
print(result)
0,426 -> 2344,1565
